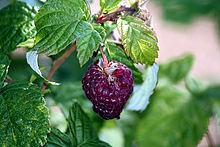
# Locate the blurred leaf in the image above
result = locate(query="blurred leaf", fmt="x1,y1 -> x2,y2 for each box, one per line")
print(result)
52,51 -> 91,83
159,54 -> 194,83
117,16 -> 158,65
100,0 -> 122,13
0,1 -> 36,54
0,53 -> 10,88
202,85 -> 220,100
185,76 -> 207,96
51,82 -> 86,117
99,121 -> 124,147
127,63 -> 159,111
95,42 -> 143,83
155,0 -> 217,23
0,82 -> 50,146
117,111 -> 140,147
44,128 -> 72,147
136,86 -> 211,147
49,106 -> 68,133
76,23 -> 103,66
7,56 -> 34,82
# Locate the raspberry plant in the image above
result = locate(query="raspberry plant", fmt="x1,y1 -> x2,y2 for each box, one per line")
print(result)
0,0 -> 220,147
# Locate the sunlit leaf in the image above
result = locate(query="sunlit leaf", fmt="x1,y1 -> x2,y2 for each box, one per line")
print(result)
100,0 -> 122,12
117,16 -> 158,65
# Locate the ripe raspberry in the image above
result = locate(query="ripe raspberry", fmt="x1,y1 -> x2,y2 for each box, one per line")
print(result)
82,59 -> 134,120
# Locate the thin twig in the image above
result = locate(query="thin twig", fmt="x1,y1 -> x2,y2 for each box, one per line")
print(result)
41,42 -> 77,90
206,130 -> 214,147
4,77 -> 15,83
96,7 -> 137,24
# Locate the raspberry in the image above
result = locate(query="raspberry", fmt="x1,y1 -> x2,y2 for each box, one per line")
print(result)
82,59 -> 134,119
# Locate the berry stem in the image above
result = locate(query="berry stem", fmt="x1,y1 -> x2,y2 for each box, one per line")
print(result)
41,42 -> 77,90
96,7 -> 137,24
99,46 -> 109,69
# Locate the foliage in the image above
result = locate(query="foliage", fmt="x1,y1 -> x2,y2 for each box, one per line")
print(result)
0,82 -> 50,146
0,1 -> 36,54
0,0 -> 220,147
0,53 -> 10,88
117,15 -> 158,65
159,54 -> 194,83
45,102 -> 110,147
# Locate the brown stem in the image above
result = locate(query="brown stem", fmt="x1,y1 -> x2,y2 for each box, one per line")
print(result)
96,7 -> 137,24
99,46 -> 108,69
206,130 -> 214,147
41,42 -> 77,90
4,77 -> 15,83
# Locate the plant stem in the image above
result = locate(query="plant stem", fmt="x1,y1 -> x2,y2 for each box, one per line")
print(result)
4,77 -> 15,83
206,130 -> 214,147
96,7 -> 137,24
99,46 -> 108,69
41,42 -> 77,90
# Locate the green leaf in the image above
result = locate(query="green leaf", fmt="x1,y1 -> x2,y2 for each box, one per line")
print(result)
103,22 -> 116,38
155,0 -> 216,23
0,1 -> 37,54
76,23 -> 104,66
44,102 -> 110,147
136,86 -> 211,147
44,128 -> 72,147
34,0 -> 90,55
34,0 -> 104,66
100,0 -> 122,12
95,42 -> 143,83
0,53 -> 10,88
17,38 -> 35,49
127,63 -> 159,111
185,76 -> 206,96
117,16 -> 158,65
202,85 -> 220,100
0,82 -> 50,147
68,102 -> 95,146
159,54 -> 194,83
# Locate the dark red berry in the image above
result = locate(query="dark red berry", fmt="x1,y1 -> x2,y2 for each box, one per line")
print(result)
82,59 -> 134,120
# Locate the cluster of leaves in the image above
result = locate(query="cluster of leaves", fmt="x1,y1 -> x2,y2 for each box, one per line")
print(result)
49,54 -> 220,147
0,0 -> 159,146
